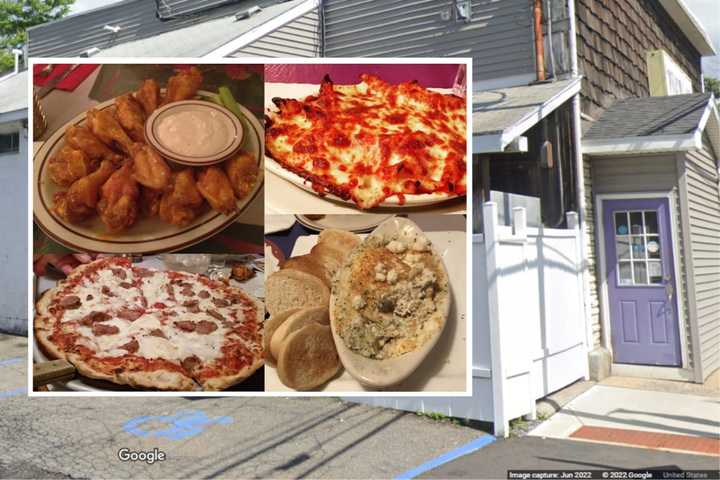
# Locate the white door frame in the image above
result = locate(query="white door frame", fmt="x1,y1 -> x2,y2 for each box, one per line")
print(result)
595,192 -> 691,378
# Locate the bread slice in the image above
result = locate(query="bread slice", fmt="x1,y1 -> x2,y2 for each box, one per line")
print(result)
318,229 -> 361,255
281,254 -> 331,287
263,308 -> 301,366
269,307 -> 329,362
265,270 -> 330,316
309,242 -> 346,278
277,323 -> 340,391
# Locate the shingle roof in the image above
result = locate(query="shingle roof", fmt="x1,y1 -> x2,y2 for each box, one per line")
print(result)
0,71 -> 28,118
584,93 -> 712,139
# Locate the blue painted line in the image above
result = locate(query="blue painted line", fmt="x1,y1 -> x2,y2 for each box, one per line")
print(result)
0,387 -> 28,398
0,357 -> 23,367
123,409 -> 233,441
395,434 -> 497,479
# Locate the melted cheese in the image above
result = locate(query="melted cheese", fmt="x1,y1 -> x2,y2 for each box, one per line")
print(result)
266,74 -> 467,209
51,260 -> 258,368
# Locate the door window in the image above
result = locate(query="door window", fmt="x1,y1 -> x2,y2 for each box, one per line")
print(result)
613,210 -> 663,286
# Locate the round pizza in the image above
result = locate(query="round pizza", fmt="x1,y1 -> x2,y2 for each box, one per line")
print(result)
34,257 -> 264,391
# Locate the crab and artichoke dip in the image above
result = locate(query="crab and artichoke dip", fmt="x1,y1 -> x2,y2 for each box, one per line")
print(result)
332,231 -> 449,360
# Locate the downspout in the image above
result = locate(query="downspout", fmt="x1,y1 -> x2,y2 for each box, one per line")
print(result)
534,0 -> 546,81
567,0 -> 595,355
318,0 -> 326,57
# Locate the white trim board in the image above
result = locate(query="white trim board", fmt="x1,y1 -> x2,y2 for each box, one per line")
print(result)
583,133 -> 702,155
594,192 -> 690,375
204,0 -> 321,58
472,77 -> 582,153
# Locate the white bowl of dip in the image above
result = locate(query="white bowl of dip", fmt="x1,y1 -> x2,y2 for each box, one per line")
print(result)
145,100 -> 244,166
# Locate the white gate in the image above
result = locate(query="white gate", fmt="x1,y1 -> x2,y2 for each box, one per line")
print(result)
346,202 -> 589,437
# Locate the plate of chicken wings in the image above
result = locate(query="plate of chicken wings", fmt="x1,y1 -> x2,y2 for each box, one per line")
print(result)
33,67 -> 264,254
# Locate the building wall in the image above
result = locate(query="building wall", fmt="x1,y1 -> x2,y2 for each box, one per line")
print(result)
586,154 -> 693,371
0,122 -> 28,335
322,0 -> 536,89
575,0 -> 702,120
683,138 -> 720,379
231,10 -> 321,57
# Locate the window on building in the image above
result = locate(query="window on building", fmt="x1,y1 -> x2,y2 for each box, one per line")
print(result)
0,132 -> 20,154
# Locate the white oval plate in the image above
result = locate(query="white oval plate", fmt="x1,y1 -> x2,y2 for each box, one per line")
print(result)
265,157 -> 457,208
33,94 -> 264,254
145,100 -> 243,166
295,214 -> 394,233
328,217 -> 451,388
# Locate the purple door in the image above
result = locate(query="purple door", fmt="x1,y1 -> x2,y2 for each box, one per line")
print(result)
602,198 -> 682,366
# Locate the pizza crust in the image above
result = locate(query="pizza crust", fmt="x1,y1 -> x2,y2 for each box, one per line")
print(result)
200,356 -> 265,391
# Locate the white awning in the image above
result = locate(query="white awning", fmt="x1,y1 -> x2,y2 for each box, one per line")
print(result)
472,77 -> 582,154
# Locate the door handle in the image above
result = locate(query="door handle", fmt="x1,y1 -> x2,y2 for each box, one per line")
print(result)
664,274 -> 674,300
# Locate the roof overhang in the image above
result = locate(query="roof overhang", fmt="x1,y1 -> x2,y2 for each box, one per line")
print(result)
583,95 -> 720,157
0,108 -> 26,124
472,77 -> 582,154
204,0 -> 320,57
658,0 -> 717,56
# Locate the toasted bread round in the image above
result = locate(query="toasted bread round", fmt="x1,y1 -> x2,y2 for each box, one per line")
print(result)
318,229 -> 361,255
281,254 -> 331,287
269,307 -> 329,362
263,308 -> 302,366
277,323 -> 340,391
309,242 -> 345,278
265,270 -> 330,316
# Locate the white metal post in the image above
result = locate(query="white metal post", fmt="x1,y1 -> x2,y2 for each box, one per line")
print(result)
484,201 -> 508,437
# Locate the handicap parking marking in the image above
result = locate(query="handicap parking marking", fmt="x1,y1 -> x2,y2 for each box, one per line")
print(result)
0,387 -> 28,398
123,410 -> 233,441
0,357 -> 24,367
394,434 -> 497,479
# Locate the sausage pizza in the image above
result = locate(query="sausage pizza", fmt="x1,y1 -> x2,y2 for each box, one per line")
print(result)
34,257 -> 264,391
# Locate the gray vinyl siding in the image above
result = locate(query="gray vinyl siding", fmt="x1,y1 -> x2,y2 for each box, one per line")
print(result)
684,138 -> 720,380
587,155 -> 692,370
231,10 -> 320,57
583,160 -> 602,347
322,0 -> 535,85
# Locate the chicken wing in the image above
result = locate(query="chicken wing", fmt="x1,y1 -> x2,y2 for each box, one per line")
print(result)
162,67 -> 203,105
86,108 -> 135,155
52,160 -> 116,224
115,94 -> 146,143
159,169 -> 204,227
48,145 -> 99,187
130,143 -> 171,190
140,186 -> 162,218
135,79 -> 160,116
65,125 -> 123,164
224,150 -> 258,200
196,166 -> 237,215
97,161 -> 140,233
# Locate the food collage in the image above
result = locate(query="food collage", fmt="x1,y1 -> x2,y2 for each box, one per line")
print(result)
30,61 -> 469,394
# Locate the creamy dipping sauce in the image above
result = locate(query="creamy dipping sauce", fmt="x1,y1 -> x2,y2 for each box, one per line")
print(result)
156,109 -> 230,157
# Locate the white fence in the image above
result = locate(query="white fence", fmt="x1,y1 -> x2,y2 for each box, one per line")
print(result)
348,202 -> 589,437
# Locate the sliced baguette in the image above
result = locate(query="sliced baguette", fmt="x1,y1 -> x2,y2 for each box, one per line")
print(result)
309,242 -> 345,278
269,307 -> 329,362
281,254 -> 331,287
265,269 -> 330,316
318,229 -> 361,255
277,323 -> 340,391
263,308 -> 302,366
